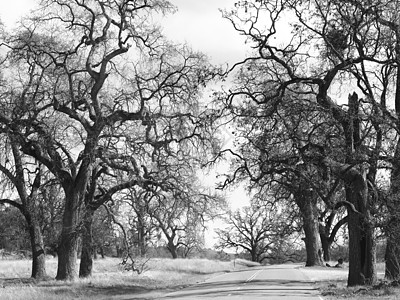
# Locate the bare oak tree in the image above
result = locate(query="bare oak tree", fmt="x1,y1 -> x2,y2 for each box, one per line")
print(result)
0,0 -> 216,280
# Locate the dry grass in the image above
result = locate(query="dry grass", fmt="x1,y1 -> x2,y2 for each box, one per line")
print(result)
299,264 -> 349,282
319,282 -> 400,300
303,262 -> 400,300
0,257 -> 246,300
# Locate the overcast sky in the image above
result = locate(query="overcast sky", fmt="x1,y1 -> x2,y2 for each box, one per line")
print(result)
1,0 -> 247,66
162,0 -> 247,65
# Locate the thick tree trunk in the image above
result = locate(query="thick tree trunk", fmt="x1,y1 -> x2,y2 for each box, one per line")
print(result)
56,192 -> 84,281
385,206 -> 400,280
385,228 -> 400,280
302,211 -> 324,266
79,209 -> 94,278
27,213 -> 47,279
385,41 -> 400,281
296,191 -> 324,267
385,141 -> 400,280
251,248 -> 258,262
346,181 -> 377,286
56,227 -> 79,280
347,204 -> 364,285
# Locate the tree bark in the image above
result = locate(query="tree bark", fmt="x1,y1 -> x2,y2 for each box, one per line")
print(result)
79,209 -> 94,278
385,141 -> 400,280
5,141 -> 47,279
93,245 -> 98,260
26,212 -> 47,279
167,240 -> 178,259
385,33 -> 400,281
56,191 -> 84,281
303,217 -> 323,266
319,230 -> 331,262
385,226 -> 400,280
345,178 -> 377,286
296,190 -> 324,267
319,214 -> 348,262
137,212 -> 147,256
251,248 -> 258,262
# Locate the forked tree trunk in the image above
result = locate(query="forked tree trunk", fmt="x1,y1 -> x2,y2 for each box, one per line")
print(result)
79,209 -> 95,278
319,213 -> 348,263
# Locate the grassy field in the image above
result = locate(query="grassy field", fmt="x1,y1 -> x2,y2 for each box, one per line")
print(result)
0,257 -> 254,300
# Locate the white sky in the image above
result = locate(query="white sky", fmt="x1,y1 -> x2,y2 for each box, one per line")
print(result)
162,0 -> 247,65
0,0 -> 34,27
1,0 -> 247,65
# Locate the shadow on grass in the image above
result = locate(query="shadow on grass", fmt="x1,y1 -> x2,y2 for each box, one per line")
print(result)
0,276 -> 187,300
0,277 -> 39,287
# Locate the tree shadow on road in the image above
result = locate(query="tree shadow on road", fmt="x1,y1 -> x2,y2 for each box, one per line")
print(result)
162,278 -> 319,299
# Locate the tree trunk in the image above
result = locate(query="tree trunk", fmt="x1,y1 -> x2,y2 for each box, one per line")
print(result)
385,39 -> 400,281
302,211 -> 324,266
137,216 -> 147,256
311,91 -> 377,286
346,179 -> 377,286
296,191 -> 324,267
167,240 -> 178,259
56,192 -> 83,281
93,245 -> 98,260
26,212 -> 47,279
385,227 -> 400,280
79,209 -> 94,278
319,231 -> 331,262
385,141 -> 400,280
251,248 -> 258,262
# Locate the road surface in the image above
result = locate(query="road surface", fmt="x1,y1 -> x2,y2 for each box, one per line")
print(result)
163,264 -> 323,300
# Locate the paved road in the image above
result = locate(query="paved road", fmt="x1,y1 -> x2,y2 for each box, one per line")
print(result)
163,264 -> 323,300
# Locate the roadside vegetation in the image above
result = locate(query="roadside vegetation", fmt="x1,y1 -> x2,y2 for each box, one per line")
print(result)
300,263 -> 400,300
0,257 -> 254,300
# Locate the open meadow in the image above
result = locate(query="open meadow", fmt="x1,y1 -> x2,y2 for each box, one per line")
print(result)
0,257 -> 256,300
